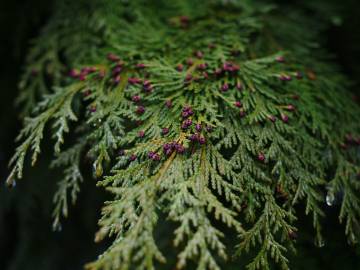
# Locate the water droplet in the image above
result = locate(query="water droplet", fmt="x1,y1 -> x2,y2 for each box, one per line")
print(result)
52,222 -> 62,232
314,238 -> 325,248
91,118 -> 103,128
326,190 -> 335,206
6,178 -> 16,189
11,180 -> 16,188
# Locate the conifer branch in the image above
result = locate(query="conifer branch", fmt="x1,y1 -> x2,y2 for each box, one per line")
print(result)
7,0 -> 360,269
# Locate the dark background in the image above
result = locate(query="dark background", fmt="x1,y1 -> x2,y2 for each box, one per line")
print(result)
0,1 -> 359,269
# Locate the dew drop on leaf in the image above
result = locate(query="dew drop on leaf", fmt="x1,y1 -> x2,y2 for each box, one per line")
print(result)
6,177 -> 16,189
10,180 -> 16,188
326,190 -> 335,206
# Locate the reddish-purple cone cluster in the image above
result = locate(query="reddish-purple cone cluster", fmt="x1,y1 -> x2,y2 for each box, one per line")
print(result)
69,53 -> 149,87
212,62 -> 240,79
268,105 -> 293,124
233,100 -> 246,118
148,151 -> 160,161
113,74 -> 121,85
112,65 -> 122,76
185,74 -> 193,83
258,153 -> 265,162
107,53 -> 120,62
138,130 -> 145,138
163,142 -> 185,156
221,83 -> 229,92
285,104 -> 296,111
176,64 -> 184,72
112,68 -> 122,80
222,62 -> 240,73
235,101 -> 242,108
136,63 -> 146,69
205,125 -> 213,132
195,50 -> 204,59
165,100 -> 172,108
188,133 -> 206,145
182,119 -> 193,130
162,128 -> 170,135
132,95 -> 141,103
128,77 -> 142,85
129,154 -> 137,162
181,106 -> 194,118
268,115 -> 276,123
281,114 -> 289,123
179,16 -> 190,28
279,74 -> 292,81
197,63 -> 207,70
136,105 -> 145,115
69,66 -> 97,81
176,50 -> 243,86
143,80 -> 153,92
87,52 -> 308,166
274,55 -> 306,82
276,56 -> 285,63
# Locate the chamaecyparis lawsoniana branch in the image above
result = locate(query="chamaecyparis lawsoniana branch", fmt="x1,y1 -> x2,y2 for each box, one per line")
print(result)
7,0 -> 360,269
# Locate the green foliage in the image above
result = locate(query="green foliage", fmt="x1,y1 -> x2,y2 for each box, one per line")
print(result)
7,0 -> 360,269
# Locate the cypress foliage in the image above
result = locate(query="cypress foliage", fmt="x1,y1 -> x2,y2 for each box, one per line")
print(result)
6,0 -> 360,269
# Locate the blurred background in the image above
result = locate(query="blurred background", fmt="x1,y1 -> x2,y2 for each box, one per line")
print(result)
0,0 -> 359,269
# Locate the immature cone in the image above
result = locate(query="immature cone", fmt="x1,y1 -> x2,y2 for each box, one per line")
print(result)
258,153 -> 265,162
221,83 -> 229,92
195,123 -> 202,132
136,106 -> 145,115
162,128 -> 169,135
165,100 -> 172,108
132,95 -> 141,103
235,101 -> 242,108
138,130 -> 145,138
107,53 -> 120,62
